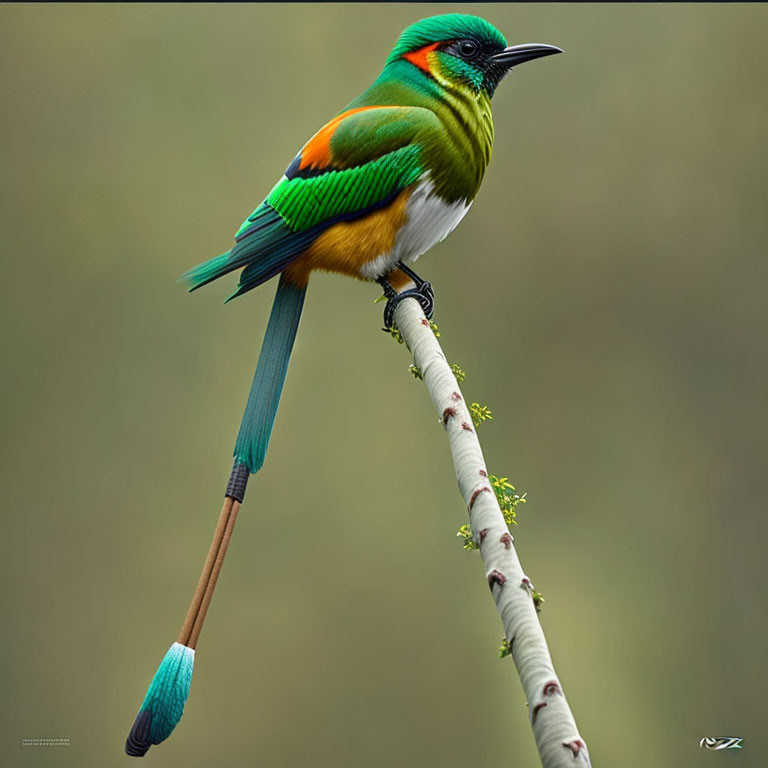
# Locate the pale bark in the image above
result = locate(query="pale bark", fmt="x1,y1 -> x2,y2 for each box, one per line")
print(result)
393,298 -> 591,768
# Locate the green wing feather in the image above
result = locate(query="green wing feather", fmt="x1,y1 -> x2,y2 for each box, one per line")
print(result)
237,107 -> 443,236
265,144 -> 422,232
185,107 -> 442,297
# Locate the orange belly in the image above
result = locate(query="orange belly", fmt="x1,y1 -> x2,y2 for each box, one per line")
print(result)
282,188 -> 414,291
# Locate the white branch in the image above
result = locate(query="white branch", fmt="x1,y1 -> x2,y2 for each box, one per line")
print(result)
394,298 -> 591,768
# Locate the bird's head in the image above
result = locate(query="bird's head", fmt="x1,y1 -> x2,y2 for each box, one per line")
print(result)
386,14 -> 562,96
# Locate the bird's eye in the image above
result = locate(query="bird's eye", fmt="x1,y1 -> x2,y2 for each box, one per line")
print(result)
459,40 -> 479,58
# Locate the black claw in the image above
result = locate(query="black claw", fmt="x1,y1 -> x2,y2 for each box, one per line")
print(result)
380,262 -> 436,329
382,285 -> 434,328
376,275 -> 398,300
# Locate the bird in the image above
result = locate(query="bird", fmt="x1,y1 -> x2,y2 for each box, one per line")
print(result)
125,13 -> 561,757
183,12 -> 561,478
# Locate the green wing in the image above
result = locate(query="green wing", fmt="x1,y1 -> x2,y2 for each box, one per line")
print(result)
184,107 -> 443,298
236,106 -> 443,237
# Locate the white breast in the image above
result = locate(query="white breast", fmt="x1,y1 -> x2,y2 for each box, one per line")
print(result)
360,176 -> 471,279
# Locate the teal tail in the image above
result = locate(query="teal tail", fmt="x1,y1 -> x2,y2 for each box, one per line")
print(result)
180,252 -> 231,292
234,273 -> 306,474
179,205 -> 318,298
125,643 -> 195,757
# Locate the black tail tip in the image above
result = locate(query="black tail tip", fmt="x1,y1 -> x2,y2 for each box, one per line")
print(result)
125,710 -> 152,757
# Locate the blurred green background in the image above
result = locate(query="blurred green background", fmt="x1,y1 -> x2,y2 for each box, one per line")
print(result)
1,3 -> 766,766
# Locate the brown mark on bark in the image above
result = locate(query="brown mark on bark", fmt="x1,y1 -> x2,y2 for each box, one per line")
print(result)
543,680 -> 562,697
451,391 -> 462,402
487,569 -> 507,590
420,318 -> 430,327
531,701 -> 547,724
461,421 -> 473,432
469,486 -> 491,511
478,528 -> 489,542
531,680 -> 561,726
441,407 -> 457,425
478,469 -> 487,477
500,532 -> 513,549
563,739 -> 585,759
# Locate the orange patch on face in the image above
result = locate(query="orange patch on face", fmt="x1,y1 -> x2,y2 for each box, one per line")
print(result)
403,42 -> 440,74
299,106 -> 386,171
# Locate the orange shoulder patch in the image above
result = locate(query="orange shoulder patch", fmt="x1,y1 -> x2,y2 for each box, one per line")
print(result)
299,106 -> 383,172
403,42 -> 440,74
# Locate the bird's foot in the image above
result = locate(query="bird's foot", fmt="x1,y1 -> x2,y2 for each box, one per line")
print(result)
378,262 -> 435,330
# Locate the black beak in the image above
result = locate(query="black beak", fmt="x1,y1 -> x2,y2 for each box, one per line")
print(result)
491,43 -> 563,70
